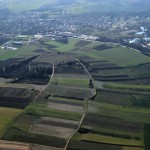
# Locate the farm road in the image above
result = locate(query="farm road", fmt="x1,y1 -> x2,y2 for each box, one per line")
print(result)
64,58 -> 97,150
33,63 -> 55,101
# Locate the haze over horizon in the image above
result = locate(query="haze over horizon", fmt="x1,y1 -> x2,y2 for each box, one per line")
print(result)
0,0 -> 150,14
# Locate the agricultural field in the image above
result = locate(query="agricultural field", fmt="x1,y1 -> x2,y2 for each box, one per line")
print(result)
77,46 -> 150,67
0,108 -> 22,138
0,140 -> 29,150
94,90 -> 150,108
31,53 -> 75,65
0,45 -> 38,61
51,76 -> 90,88
0,35 -> 149,150
45,38 -> 81,52
103,82 -> 150,93
88,101 -> 150,123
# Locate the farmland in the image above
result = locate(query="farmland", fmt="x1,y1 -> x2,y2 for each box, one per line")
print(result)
77,46 -> 150,67
45,38 -> 81,52
103,82 -> 150,93
0,45 -> 38,61
0,35 -> 149,150
0,108 -> 22,138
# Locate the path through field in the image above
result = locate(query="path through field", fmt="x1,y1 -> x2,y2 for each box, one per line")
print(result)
64,58 -> 97,150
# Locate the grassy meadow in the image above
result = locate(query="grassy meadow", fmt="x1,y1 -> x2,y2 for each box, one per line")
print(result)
0,107 -> 22,138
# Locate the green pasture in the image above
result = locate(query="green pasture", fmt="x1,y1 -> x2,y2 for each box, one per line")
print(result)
0,107 -> 22,138
0,45 -> 38,60
25,103 -> 82,121
103,82 -> 150,92
45,38 -> 80,52
72,133 -> 143,147
88,102 -> 150,123
52,78 -> 89,88
48,96 -> 84,105
81,125 -> 141,138
77,46 -> 150,67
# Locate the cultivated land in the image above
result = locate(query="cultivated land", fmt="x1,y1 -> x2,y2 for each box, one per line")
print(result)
0,108 -> 22,138
0,36 -> 149,150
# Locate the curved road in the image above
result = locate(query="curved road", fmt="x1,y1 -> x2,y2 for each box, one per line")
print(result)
64,58 -> 96,150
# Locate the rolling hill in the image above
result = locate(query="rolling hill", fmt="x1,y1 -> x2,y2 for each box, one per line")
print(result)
0,0 -> 150,14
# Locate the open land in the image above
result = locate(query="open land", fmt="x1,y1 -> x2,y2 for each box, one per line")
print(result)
0,35 -> 149,150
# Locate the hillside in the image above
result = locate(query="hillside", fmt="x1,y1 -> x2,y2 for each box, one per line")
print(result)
0,0 -> 150,14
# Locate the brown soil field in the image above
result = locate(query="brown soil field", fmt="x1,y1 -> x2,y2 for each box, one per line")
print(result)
30,62 -> 52,69
31,144 -> 63,150
0,87 -> 38,108
75,55 -> 100,63
38,117 -> 79,129
48,102 -> 84,113
0,83 -> 44,91
46,85 -> 91,99
29,124 -> 75,139
32,53 -> 75,65
14,116 -> 34,126
0,140 -> 29,150
55,68 -> 85,74
83,114 -> 141,133
41,117 -> 79,125
0,87 -> 36,98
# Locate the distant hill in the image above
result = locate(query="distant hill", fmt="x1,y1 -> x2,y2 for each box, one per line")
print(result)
0,0 -> 150,14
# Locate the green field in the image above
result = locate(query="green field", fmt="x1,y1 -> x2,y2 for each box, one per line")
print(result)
103,82 -> 150,92
81,124 -> 141,138
0,45 -> 38,60
88,101 -> 150,123
72,133 -> 143,147
52,78 -> 89,88
94,91 -> 131,106
77,47 -> 150,67
48,96 -> 84,105
0,107 -> 22,138
25,103 -> 82,121
45,38 -> 80,52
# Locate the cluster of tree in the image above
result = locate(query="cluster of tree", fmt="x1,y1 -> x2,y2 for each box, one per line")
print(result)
55,36 -> 68,44
0,36 -> 11,45
97,36 -> 150,57
0,57 -> 52,84
94,44 -> 113,51
122,43 -> 150,57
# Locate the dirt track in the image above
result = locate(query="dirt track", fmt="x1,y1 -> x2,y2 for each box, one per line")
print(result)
0,140 -> 29,150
